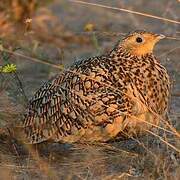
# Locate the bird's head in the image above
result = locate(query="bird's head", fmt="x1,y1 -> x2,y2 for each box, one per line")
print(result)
120,30 -> 165,57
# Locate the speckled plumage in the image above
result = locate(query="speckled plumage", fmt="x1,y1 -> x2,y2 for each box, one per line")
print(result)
22,31 -> 170,144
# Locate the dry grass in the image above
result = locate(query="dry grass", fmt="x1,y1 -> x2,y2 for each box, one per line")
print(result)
0,0 -> 179,179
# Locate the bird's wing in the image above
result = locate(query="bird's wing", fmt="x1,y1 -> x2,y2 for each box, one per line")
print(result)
22,66 -> 139,144
22,52 -> 151,144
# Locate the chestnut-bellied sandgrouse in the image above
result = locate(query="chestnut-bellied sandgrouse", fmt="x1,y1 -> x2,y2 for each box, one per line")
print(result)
22,30 -> 170,144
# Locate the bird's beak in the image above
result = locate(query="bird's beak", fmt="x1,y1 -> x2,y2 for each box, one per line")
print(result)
153,34 -> 165,44
155,34 -> 166,40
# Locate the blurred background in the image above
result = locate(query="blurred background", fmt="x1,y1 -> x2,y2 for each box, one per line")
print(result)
0,0 -> 179,179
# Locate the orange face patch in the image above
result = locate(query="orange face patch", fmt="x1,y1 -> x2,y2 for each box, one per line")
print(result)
121,32 -> 164,56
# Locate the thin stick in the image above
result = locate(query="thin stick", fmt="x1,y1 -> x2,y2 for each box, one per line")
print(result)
146,130 -> 180,153
158,47 -> 180,57
68,0 -> 180,25
0,49 -> 62,70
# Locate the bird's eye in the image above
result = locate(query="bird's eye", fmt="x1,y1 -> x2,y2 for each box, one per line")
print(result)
136,37 -> 143,43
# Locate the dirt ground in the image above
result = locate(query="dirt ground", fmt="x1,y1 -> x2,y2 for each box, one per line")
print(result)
0,0 -> 179,179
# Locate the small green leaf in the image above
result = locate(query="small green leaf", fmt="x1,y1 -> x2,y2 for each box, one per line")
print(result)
2,64 -> 17,73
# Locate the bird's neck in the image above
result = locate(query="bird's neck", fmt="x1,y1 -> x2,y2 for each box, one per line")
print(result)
109,45 -> 155,64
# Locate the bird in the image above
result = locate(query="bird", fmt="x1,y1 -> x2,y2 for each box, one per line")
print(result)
21,30 -> 170,144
